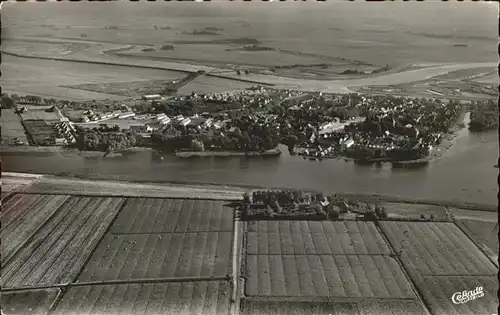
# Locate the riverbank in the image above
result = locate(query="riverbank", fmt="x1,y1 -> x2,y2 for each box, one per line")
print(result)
3,172 -> 496,212
175,148 -> 281,158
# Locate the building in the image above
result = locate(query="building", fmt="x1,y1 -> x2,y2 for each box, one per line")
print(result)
118,111 -> 135,119
55,138 -> 68,146
179,118 -> 191,127
142,94 -> 162,101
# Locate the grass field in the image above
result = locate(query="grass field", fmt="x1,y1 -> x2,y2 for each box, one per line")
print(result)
51,281 -> 231,315
1,288 -> 61,315
2,196 -> 125,288
379,222 -> 497,277
111,198 -> 234,234
66,75 -> 254,97
380,202 -> 450,221
246,221 -> 391,255
0,110 -> 29,145
245,254 -> 416,298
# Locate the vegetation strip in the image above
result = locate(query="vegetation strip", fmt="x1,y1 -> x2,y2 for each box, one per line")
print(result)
1,276 -> 230,293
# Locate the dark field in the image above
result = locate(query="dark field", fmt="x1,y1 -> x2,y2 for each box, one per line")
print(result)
51,281 -> 232,315
0,288 -> 61,315
110,198 -> 234,234
241,299 -> 428,315
22,120 -> 57,146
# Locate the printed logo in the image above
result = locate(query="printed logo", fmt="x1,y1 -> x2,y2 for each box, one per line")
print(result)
451,286 -> 484,305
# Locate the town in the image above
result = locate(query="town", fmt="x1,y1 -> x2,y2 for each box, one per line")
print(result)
2,87 -> 492,164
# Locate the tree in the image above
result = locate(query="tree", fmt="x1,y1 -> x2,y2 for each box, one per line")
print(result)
0,95 -> 16,108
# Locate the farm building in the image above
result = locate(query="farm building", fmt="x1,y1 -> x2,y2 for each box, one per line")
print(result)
142,94 -> 162,101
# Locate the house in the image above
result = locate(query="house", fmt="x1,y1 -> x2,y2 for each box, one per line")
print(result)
130,125 -> 152,133
179,118 -> 191,127
119,111 -> 135,119
142,94 -> 162,101
82,116 -> 90,123
55,138 -> 68,146
158,117 -> 171,125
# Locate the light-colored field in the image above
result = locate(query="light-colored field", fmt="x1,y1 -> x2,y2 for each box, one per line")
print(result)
473,72 -> 499,84
245,254 -> 416,298
0,109 -> 28,145
2,196 -> 125,288
0,54 -> 183,101
78,231 -> 233,282
19,176 -> 246,200
111,198 -> 234,234
246,221 -> 391,255
1,194 -> 70,265
51,281 -> 232,315
381,202 -> 449,221
379,222 -> 497,277
19,107 -> 61,121
76,119 -> 148,130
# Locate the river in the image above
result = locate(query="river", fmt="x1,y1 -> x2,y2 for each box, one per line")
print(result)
1,127 -> 497,206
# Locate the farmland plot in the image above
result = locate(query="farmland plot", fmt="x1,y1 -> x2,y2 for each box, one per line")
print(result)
2,196 -> 125,288
380,202 -> 449,221
241,299 -> 428,315
1,194 -> 70,264
110,198 -> 234,234
241,299 -> 358,315
0,109 -> 29,145
379,222 -> 497,276
51,281 -> 231,315
455,218 -> 499,256
246,221 -> 391,255
245,254 -> 415,298
415,275 -> 498,315
22,120 -> 57,145
77,232 -> 233,281
1,288 -> 61,315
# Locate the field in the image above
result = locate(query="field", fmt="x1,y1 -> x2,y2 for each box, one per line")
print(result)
1,194 -> 70,264
65,75 -> 254,97
0,109 -> 29,145
415,275 -> 498,315
78,198 -> 234,282
19,106 -> 61,121
244,221 -> 415,298
245,254 -> 415,298
455,218 -> 499,256
379,222 -> 497,277
380,221 -> 498,315
51,281 -> 231,315
0,54 -> 184,101
21,120 -> 57,145
111,198 -> 234,234
1,288 -> 61,315
2,195 -> 125,288
241,299 -> 428,315
246,221 -> 391,255
380,202 -> 450,221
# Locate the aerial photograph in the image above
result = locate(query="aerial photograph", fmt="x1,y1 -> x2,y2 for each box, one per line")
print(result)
0,1 -> 498,315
